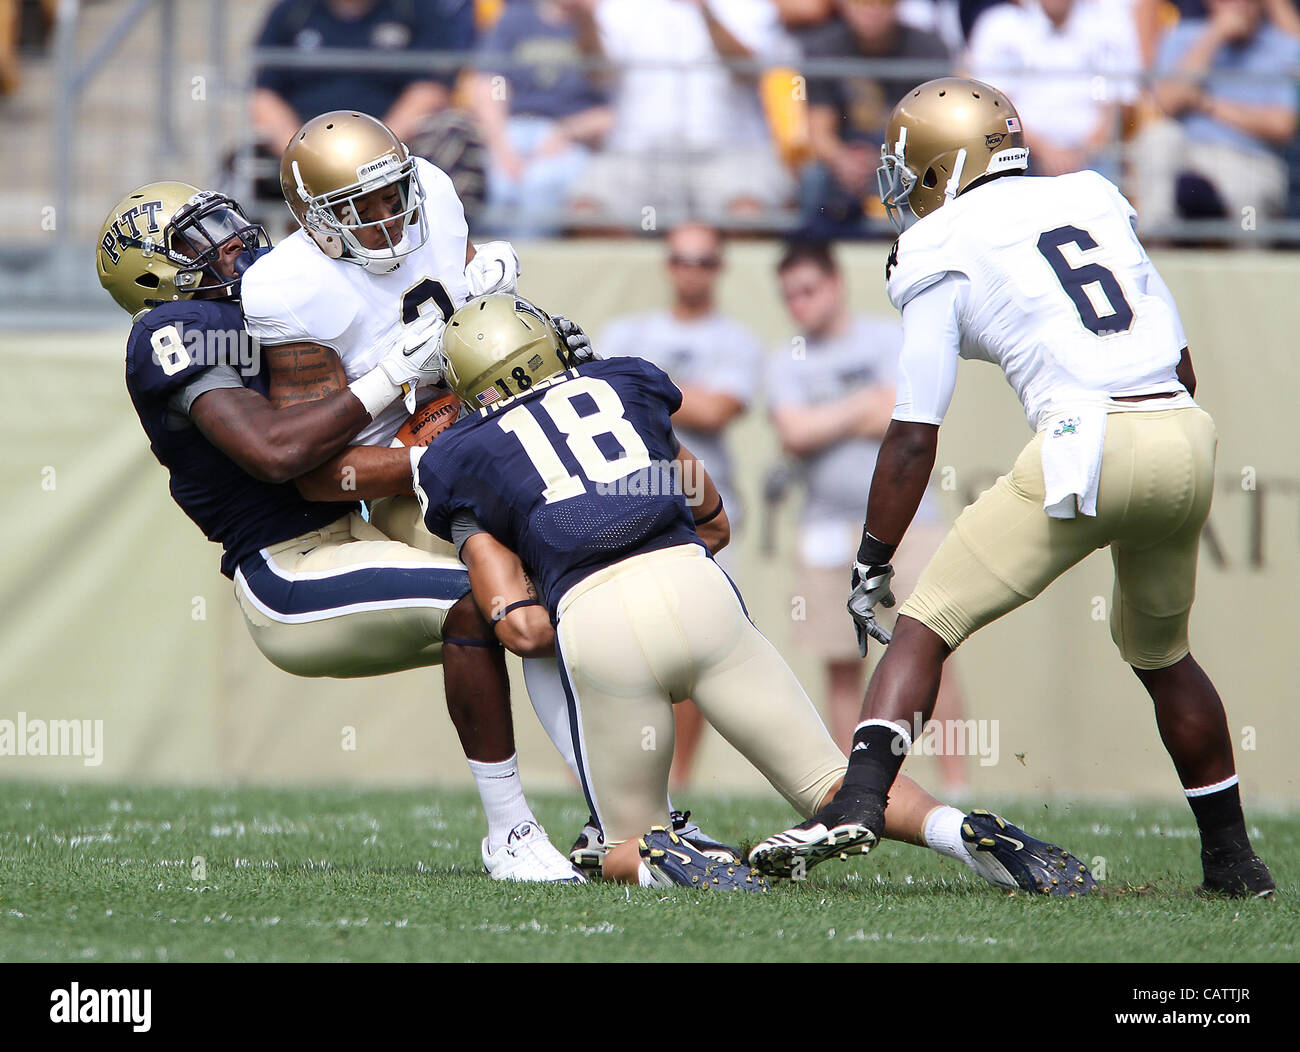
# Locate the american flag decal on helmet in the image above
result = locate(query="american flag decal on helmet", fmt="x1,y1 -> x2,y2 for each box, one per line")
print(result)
1006,117 -> 1021,133
477,388 -> 499,406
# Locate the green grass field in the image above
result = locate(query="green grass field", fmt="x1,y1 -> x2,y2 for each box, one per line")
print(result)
0,783 -> 1293,963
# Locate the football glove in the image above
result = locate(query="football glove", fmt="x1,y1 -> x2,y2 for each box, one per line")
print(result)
847,560 -> 895,656
465,240 -> 520,297
377,313 -> 448,414
550,314 -> 598,365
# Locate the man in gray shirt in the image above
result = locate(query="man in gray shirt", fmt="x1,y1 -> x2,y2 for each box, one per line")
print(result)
767,240 -> 967,793
601,221 -> 763,789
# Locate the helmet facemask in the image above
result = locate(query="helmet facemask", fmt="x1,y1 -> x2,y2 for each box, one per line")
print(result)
290,152 -> 429,275
877,144 -> 920,234
165,192 -> 267,301
877,125 -> 970,235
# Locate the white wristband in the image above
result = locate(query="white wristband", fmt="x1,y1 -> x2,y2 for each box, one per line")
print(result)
348,367 -> 405,420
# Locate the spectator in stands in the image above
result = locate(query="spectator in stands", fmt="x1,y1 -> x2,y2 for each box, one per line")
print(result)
471,0 -> 612,236
569,0 -> 796,224
600,223 -> 763,788
1134,0 -> 1300,230
252,0 -> 475,152
775,0 -> 835,23
796,0 -> 949,235
965,0 -> 1141,179
766,241 -> 967,792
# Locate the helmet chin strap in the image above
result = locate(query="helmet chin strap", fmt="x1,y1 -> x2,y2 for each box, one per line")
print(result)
359,231 -> 411,274
944,148 -> 968,203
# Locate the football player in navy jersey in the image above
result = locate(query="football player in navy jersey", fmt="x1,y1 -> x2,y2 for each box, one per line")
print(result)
412,294 -> 1099,894
97,182 -> 585,883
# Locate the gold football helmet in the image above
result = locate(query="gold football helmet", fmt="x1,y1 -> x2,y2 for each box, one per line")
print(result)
97,182 -> 266,318
877,77 -> 1029,233
441,295 -> 570,410
280,110 -> 429,274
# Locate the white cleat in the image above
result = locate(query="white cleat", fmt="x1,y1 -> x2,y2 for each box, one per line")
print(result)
482,820 -> 588,884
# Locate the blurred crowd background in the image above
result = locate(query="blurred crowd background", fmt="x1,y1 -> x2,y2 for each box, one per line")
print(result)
3,0 -> 1300,274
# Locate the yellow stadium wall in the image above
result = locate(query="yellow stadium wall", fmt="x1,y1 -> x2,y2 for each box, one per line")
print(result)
1,243 -> 1296,808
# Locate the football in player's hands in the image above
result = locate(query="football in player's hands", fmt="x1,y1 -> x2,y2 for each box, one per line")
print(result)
391,390 -> 461,447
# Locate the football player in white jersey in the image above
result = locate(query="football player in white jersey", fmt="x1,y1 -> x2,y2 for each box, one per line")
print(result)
237,111 -> 589,883
751,78 -> 1274,898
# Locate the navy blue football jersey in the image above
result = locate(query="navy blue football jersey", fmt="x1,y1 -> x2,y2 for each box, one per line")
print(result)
415,357 -> 706,614
125,299 -> 357,577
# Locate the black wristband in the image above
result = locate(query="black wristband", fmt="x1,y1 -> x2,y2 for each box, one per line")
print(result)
856,528 -> 897,566
490,598 -> 541,625
693,498 -> 725,526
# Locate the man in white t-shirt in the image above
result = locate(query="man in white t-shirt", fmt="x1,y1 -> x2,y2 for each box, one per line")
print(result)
965,0 -> 1140,178
569,0 -> 795,220
601,222 -> 763,788
767,240 -> 967,793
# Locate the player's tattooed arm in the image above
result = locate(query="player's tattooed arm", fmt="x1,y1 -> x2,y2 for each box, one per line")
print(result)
256,339 -> 416,500
676,442 -> 731,555
460,533 -> 555,658
265,342 -> 348,409
189,385 -> 372,485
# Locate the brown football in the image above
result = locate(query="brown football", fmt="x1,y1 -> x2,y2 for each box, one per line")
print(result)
393,390 -> 461,446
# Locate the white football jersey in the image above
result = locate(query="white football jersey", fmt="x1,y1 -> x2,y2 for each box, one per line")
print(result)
241,158 -> 472,446
887,171 -> 1187,430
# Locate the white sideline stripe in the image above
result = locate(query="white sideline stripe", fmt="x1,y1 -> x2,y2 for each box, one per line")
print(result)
258,547 -> 465,582
234,567 -> 458,625
1185,774 -> 1239,798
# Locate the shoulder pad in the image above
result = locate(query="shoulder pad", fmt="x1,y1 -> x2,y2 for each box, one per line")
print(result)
413,157 -> 469,238
127,300 -> 245,397
239,234 -> 357,345
594,355 -> 681,413
886,210 -> 964,311
1077,169 -> 1138,224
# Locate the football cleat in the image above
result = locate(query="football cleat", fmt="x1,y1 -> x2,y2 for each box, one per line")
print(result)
748,789 -> 883,879
671,809 -> 742,865
639,826 -> 769,892
1197,847 -> 1275,899
571,810 -> 742,877
483,820 -> 587,884
961,809 -> 1098,897
568,816 -> 606,878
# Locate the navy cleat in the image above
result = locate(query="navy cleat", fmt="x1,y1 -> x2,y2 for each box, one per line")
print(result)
748,789 -> 883,879
639,826 -> 769,892
961,809 -> 1098,897
1197,847 -> 1275,899
671,809 -> 742,865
